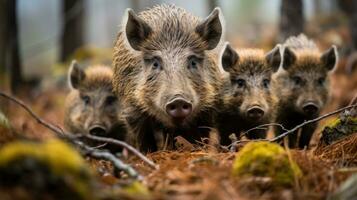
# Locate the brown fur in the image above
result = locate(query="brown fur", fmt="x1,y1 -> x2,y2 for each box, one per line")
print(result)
217,45 -> 280,145
113,5 -> 224,152
273,34 -> 337,148
64,64 -> 127,153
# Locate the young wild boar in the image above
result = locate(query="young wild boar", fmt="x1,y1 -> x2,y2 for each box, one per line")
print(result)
113,5 -> 225,152
64,61 -> 127,152
274,34 -> 338,148
217,43 -> 281,145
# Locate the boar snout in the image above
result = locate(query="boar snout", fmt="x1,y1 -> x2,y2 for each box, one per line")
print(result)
165,97 -> 192,122
302,102 -> 320,115
246,105 -> 265,120
89,125 -> 107,137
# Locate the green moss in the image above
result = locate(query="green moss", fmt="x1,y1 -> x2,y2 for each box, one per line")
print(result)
232,141 -> 301,187
320,116 -> 357,145
123,181 -> 150,196
0,139 -> 93,199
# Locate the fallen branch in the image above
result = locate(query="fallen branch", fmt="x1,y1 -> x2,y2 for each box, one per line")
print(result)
79,134 -> 158,169
75,140 -> 142,180
0,91 -> 157,178
240,123 -> 289,139
0,92 -> 65,136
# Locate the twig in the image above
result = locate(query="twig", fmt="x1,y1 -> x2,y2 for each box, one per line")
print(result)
349,92 -> 357,106
240,123 -> 289,139
0,91 -> 149,179
269,104 -> 357,142
0,92 -> 65,136
75,140 -> 142,180
80,134 -> 158,170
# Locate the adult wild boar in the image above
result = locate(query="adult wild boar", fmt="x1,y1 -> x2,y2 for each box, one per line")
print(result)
113,5 -> 225,152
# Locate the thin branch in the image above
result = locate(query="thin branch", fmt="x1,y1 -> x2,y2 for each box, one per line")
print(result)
0,91 -> 149,179
75,140 -> 142,180
269,104 -> 357,142
349,92 -> 357,106
0,91 -> 65,136
240,123 -> 289,139
80,134 -> 158,170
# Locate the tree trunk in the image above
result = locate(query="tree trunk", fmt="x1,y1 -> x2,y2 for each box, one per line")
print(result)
338,0 -> 357,73
0,1 -> 6,74
279,0 -> 304,42
0,0 -> 22,94
347,1 -> 357,50
60,0 -> 85,62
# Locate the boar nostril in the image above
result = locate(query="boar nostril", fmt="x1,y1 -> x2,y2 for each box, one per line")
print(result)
302,103 -> 319,115
166,98 -> 192,121
89,126 -> 107,136
247,106 -> 265,119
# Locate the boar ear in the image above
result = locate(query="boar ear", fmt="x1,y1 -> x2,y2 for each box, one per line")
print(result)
124,9 -> 152,51
68,60 -> 85,89
265,44 -> 282,72
321,45 -> 338,71
282,47 -> 296,70
196,8 -> 223,50
221,43 -> 238,72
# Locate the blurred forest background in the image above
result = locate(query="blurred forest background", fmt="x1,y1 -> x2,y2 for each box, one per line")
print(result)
0,0 -> 356,99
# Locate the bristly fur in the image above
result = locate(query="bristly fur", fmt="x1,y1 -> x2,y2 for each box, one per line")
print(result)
79,66 -> 113,91
273,34 -> 338,148
282,34 -> 325,72
113,4 -> 224,152
217,47 -> 280,144
229,49 -> 271,74
284,34 -> 318,51
64,65 -> 127,152
113,4 -> 222,121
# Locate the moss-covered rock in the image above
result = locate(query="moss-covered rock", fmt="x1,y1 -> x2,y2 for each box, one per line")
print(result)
320,115 -> 357,146
0,139 -> 93,200
232,141 -> 301,187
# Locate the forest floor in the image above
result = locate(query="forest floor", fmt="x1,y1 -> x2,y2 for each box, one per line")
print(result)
0,65 -> 355,200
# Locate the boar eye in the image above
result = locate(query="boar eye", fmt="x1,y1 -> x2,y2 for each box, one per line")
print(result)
145,57 -> 162,70
292,76 -> 302,86
188,56 -> 200,70
263,79 -> 270,88
152,58 -> 161,70
81,95 -> 90,105
318,77 -> 325,86
105,96 -> 117,105
233,79 -> 246,88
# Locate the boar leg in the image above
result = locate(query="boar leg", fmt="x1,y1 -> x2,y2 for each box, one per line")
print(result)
274,124 -> 298,148
245,129 -> 267,139
126,113 -> 157,153
217,125 -> 237,146
298,122 -> 317,149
